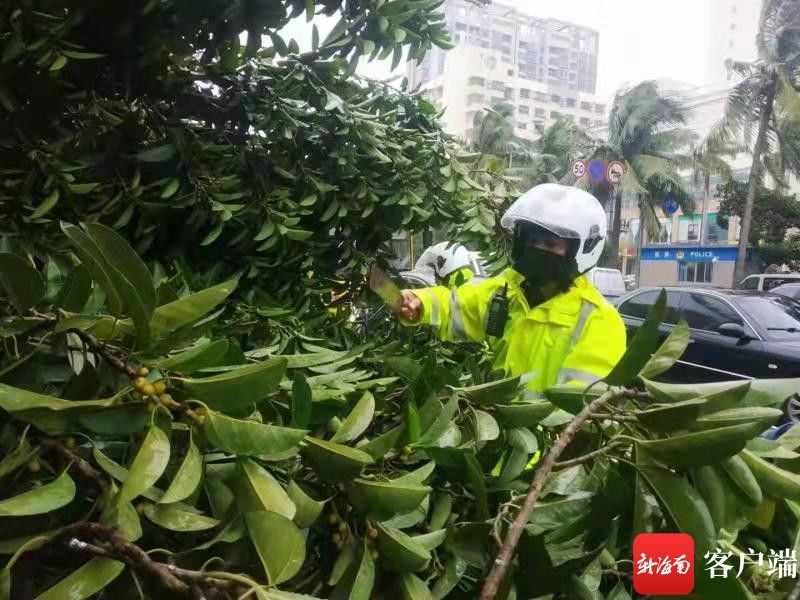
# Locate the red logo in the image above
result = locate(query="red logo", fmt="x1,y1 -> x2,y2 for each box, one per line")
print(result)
633,533 -> 695,595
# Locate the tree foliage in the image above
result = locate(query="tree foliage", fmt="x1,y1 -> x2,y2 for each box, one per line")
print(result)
2,2 -> 800,600
718,179 -> 800,244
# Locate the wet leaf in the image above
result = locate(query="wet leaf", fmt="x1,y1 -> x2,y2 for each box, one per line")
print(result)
431,557 -> 467,599
741,450 -> 800,499
155,339 -> 230,373
234,458 -> 296,519
400,573 -> 433,600
472,409 -> 499,442
639,319 -> 690,379
347,478 -> 430,520
605,289 -> 666,385
202,409 -> 307,457
495,400 -> 555,427
331,542 -> 375,600
179,357 -> 287,415
245,511 -> 306,585
118,423 -> 170,504
415,393 -> 459,447
143,503 -> 220,531
0,253 -> 44,312
291,373 -> 312,429
159,437 -> 202,504
458,376 -> 520,405
302,437 -> 373,481
635,398 -> 707,433
286,480 -> 325,527
34,558 -> 124,600
0,470 -> 75,516
375,523 -> 431,573
331,391 -> 375,443
150,278 -> 237,339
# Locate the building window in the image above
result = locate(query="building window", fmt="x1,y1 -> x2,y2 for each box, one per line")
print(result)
467,93 -> 484,104
580,117 -> 590,126
535,108 -> 546,117
468,76 -> 485,86
504,88 -> 513,99
706,214 -> 729,242
657,220 -> 673,244
535,92 -> 548,102
594,119 -> 603,126
551,95 -> 562,104
678,261 -> 714,284
507,69 -> 514,76
491,80 -> 505,91
456,22 -> 466,31
688,222 -> 700,241
551,111 -> 561,119
566,98 -> 576,108
492,96 -> 505,105
519,123 -> 527,130
520,89 -> 530,99
595,104 -> 605,114
519,105 -> 529,115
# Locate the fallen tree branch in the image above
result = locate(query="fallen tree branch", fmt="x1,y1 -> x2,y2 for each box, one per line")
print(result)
479,387 -> 627,599
56,522 -> 249,599
552,442 -> 624,471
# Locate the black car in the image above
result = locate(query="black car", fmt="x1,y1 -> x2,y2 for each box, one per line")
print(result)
615,287 -> 800,422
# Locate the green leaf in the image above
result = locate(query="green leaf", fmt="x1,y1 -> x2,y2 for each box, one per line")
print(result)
458,376 -> 520,405
67,182 -> 99,194
741,449 -> 800,499
286,480 -> 324,527
0,439 -> 37,481
61,223 -> 124,316
719,454 -> 762,507
331,391 -> 375,443
160,178 -> 180,199
178,357 -> 287,415
637,465 -> 715,552
0,383 -> 115,414
465,452 -> 489,519
34,558 -> 124,600
415,393 -> 459,447
331,542 -> 375,600
428,494 -> 453,531
143,503 -> 220,531
0,535 -> 49,600
205,476 -> 235,519
118,423 -> 170,504
431,557 -> 467,599
31,188 -> 60,219
394,461 -> 436,485
149,278 -> 237,339
158,437 -> 202,504
347,478 -> 430,521
137,144 -> 176,162
61,50 -> 105,59
302,437 -> 373,481
92,445 -> 162,502
400,573 -> 433,600
626,422 -> 765,466
635,398 -> 708,433
203,409 -> 308,457
412,529 -> 447,551
0,469 -> 75,516
507,427 -> 538,453
155,339 -> 230,373
201,222 -> 223,246
526,492 -> 595,535
234,458 -> 296,519
472,409 -> 499,442
495,400 -> 555,427
291,373 -> 312,429
0,253 -> 45,312
358,425 -> 403,460
375,523 -> 431,573
690,407 -> 783,432
639,319 -> 690,379
245,511 -> 306,586
605,289 -> 666,385
56,264 -> 92,312
49,54 -> 67,71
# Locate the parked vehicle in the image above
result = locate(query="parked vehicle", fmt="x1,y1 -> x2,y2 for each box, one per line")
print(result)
737,272 -> 800,291
771,282 -> 800,302
586,267 -> 627,301
615,286 -> 800,423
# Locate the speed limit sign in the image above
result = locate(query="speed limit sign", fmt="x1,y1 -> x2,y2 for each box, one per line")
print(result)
571,160 -> 587,179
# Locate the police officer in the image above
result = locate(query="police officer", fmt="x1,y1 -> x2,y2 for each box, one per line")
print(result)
395,183 -> 626,396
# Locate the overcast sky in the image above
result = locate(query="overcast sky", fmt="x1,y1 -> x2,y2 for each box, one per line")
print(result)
280,0 -> 735,102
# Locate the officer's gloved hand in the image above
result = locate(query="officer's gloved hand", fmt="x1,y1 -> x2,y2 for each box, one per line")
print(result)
396,290 -> 422,322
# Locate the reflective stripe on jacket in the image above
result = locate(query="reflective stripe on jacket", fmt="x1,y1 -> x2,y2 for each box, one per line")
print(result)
404,268 -> 627,394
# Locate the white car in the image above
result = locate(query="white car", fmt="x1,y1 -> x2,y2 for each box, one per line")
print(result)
738,273 -> 800,292
586,267 -> 627,301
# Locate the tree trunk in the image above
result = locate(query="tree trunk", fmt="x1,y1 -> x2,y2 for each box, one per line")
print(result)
734,78 -> 776,284
604,190 -> 623,268
636,195 -> 644,286
700,173 -> 710,245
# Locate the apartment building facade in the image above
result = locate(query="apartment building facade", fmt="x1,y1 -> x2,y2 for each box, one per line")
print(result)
406,0 -> 608,140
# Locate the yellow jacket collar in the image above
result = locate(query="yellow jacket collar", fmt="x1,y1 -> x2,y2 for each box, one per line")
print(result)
503,268 -> 605,316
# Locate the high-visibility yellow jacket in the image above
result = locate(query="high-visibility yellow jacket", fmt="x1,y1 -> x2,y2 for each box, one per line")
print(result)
403,268 -> 627,396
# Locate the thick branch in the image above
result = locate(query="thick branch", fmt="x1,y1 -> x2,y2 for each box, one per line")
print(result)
479,387 -> 626,599
58,522 -> 246,598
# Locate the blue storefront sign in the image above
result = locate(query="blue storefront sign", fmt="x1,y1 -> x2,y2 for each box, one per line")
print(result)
641,245 -> 739,263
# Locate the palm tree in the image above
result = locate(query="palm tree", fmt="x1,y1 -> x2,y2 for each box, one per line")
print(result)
588,81 -> 695,266
469,102 -> 531,166
516,118 -> 595,189
690,136 -> 738,244
715,0 -> 800,282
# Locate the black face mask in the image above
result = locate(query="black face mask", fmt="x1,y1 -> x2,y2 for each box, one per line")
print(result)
513,246 -> 579,307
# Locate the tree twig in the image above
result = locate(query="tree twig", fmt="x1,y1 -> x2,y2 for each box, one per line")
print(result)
39,439 -> 109,492
479,387 -> 627,599
66,327 -> 136,378
552,442 -> 625,471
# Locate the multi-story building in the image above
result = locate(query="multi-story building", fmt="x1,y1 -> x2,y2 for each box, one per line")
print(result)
705,0 -> 762,84
406,0 -> 608,141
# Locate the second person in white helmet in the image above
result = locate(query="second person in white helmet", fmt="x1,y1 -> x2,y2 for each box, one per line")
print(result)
393,183 -> 626,396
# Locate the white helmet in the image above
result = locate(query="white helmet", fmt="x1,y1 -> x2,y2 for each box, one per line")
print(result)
415,241 -> 473,279
500,183 -> 607,274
